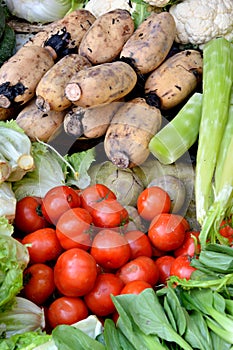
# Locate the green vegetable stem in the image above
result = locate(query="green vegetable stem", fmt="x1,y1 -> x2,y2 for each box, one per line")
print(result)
149,92 -> 203,164
195,37 -> 233,227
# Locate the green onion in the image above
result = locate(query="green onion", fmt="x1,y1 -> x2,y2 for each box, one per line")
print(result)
195,37 -> 233,225
149,92 -> 202,164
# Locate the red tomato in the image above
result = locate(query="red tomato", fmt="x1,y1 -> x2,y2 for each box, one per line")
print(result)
91,199 -> 129,229
41,185 -> 81,225
47,296 -> 89,329
148,213 -> 186,252
90,229 -> 131,270
14,196 -> 50,234
22,263 -> 55,305
124,230 -> 153,259
120,280 -> 152,294
170,255 -> 196,280
84,273 -> 124,317
174,231 -> 200,257
137,186 -> 171,221
54,248 -> 98,297
219,219 -> 233,242
56,207 -> 93,250
116,256 -> 159,286
22,228 -> 63,264
154,255 -> 175,285
80,184 -> 116,214
178,216 -> 191,232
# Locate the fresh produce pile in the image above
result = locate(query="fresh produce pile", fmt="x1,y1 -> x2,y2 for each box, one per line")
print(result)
0,0 -> 232,349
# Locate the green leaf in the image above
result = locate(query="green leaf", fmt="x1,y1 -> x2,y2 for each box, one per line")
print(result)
184,310 -> 212,350
198,250 -> 233,273
114,289 -> 192,350
0,235 -> 29,310
164,285 -> 187,336
103,319 -> 121,350
205,243 -> 233,257
52,325 -> 105,350
210,329 -> 233,350
0,216 -> 14,236
64,148 -> 96,189
112,294 -> 164,350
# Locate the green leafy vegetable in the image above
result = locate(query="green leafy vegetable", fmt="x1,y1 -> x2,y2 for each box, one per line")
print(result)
0,120 -> 34,182
64,148 -> 96,189
179,288 -> 233,344
52,324 -> 105,350
13,141 -> 95,200
0,226 -> 29,309
183,310 -> 213,350
112,289 -> 193,349
131,0 -> 153,28
0,297 -> 45,338
0,183 -> 16,221
0,330 -> 50,350
0,216 -> 14,236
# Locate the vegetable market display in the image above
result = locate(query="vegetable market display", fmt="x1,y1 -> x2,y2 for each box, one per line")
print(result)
0,0 -> 233,349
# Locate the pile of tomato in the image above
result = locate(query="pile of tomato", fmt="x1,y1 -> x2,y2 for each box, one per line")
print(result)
13,183 -> 205,332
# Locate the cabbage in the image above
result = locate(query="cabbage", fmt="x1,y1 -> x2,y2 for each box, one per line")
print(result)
5,0 -> 89,24
13,141 -> 96,200
0,217 -> 29,310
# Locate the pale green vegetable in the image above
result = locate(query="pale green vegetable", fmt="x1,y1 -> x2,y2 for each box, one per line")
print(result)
0,297 -> 45,338
5,0 -> 89,24
0,182 -> 16,221
195,37 -> 233,226
0,218 -> 29,309
0,120 -> 34,183
149,92 -> 202,165
13,141 -> 95,200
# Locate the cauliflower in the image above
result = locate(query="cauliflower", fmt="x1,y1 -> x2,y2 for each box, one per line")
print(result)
84,0 -> 136,17
169,0 -> 233,46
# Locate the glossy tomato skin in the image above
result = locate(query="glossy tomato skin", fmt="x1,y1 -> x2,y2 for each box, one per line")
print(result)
80,184 -> 116,214
22,228 -> 63,264
174,231 -> 200,257
54,248 -> 98,297
124,230 -> 153,259
154,255 -> 175,285
137,186 -> 171,221
22,263 -> 55,305
116,256 -> 159,286
56,207 -> 93,250
120,280 -> 152,295
91,199 -> 129,229
90,229 -> 131,270
47,296 -> 89,329
41,185 -> 81,225
148,213 -> 186,252
170,255 -> 196,280
14,196 -> 50,235
84,273 -> 124,317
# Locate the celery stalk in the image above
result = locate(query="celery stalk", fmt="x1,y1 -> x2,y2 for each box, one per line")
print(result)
214,87 -> 233,194
149,92 -> 202,164
195,38 -> 233,225
199,136 -> 233,247
198,86 -> 233,246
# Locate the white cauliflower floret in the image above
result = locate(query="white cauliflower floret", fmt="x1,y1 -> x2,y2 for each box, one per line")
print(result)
169,0 -> 233,46
85,0 -> 136,17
